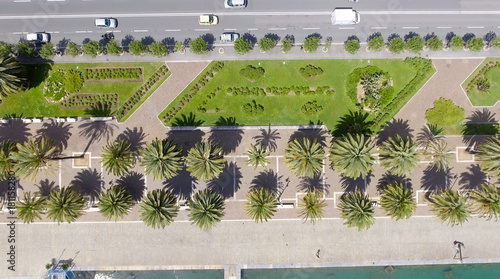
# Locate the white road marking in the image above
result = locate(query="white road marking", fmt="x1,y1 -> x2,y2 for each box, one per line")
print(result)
371,26 -> 387,29
339,27 -> 355,30
247,28 -> 258,31
47,31 -> 60,34
47,0 -> 65,2
467,26 -> 484,29
165,29 -> 181,32
13,32 -> 23,34
133,29 -> 148,32
268,27 -> 286,30
224,28 -> 237,31
303,27 -> 320,30
437,26 -> 452,29
402,26 -> 419,29
75,31 -> 88,33
194,28 -> 209,31
14,0 -> 31,2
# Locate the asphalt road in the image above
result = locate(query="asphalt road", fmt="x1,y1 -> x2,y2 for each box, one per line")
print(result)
0,0 -> 500,46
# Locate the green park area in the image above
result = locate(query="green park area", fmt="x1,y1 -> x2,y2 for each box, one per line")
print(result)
0,62 -> 168,121
160,58 -> 434,131
463,58 -> 500,106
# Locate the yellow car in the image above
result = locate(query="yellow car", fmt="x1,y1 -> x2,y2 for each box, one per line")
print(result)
199,14 -> 219,25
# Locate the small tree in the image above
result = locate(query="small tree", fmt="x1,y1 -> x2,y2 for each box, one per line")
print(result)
450,36 -> 464,51
491,36 -> 500,49
303,36 -> 320,52
17,41 -> 36,58
234,37 -> 252,55
387,37 -> 405,54
344,39 -> 360,54
65,42 -> 80,57
39,42 -> 55,60
426,36 -> 443,51
0,42 -> 14,56
258,37 -> 277,52
324,37 -> 332,50
174,41 -> 185,53
367,35 -> 384,51
128,40 -> 147,55
425,98 -> 465,127
466,37 -> 484,52
149,41 -> 168,57
281,38 -> 293,53
83,41 -> 102,58
189,37 -> 208,54
105,39 -> 123,56
406,35 -> 425,53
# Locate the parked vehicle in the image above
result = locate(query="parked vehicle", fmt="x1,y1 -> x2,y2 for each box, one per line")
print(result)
199,14 -> 219,25
224,0 -> 246,9
220,32 -> 240,43
94,18 -> 118,28
331,8 -> 360,25
26,32 -> 50,43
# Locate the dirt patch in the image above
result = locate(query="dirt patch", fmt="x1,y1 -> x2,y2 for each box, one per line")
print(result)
74,154 -> 90,168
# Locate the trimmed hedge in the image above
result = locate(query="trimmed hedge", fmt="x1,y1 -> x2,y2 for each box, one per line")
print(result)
301,100 -> 323,115
60,93 -> 119,109
299,64 -> 324,80
239,65 -> 265,82
227,85 -> 334,96
115,64 -> 169,121
84,68 -> 143,81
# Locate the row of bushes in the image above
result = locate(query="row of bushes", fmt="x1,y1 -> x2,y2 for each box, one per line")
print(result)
115,64 -> 169,121
372,58 -> 434,130
84,68 -> 143,81
243,100 -> 265,116
465,61 -> 500,93
227,86 -> 334,96
301,101 -> 324,115
60,93 -> 119,109
196,89 -> 220,113
161,62 -> 225,124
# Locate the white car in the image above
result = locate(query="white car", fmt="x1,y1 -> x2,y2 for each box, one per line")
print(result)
199,14 -> 219,25
94,18 -> 118,28
224,0 -> 246,9
26,33 -> 50,43
220,32 -> 240,43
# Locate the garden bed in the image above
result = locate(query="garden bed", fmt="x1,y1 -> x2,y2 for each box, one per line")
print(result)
462,58 -> 500,106
60,93 -> 119,110
84,67 -> 143,83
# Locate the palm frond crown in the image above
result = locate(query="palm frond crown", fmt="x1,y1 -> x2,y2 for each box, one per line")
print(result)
188,189 -> 225,230
330,133 -> 375,179
139,189 -> 179,229
186,141 -> 225,182
430,189 -> 471,226
98,186 -> 134,221
380,182 -> 416,220
140,138 -> 183,180
299,190 -> 327,224
379,135 -> 419,176
46,187 -> 85,224
245,187 -> 277,223
16,192 -> 46,224
471,184 -> 500,221
101,138 -> 135,176
284,138 -> 325,177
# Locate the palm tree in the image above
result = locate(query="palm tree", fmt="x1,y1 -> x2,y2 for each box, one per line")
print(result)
338,191 -> 375,230
477,136 -> 500,177
101,138 -> 135,176
284,138 -> 325,177
46,187 -> 85,224
0,140 -> 16,179
330,133 -> 375,179
299,190 -> 327,224
416,124 -> 444,149
140,138 -> 183,180
379,135 -> 419,176
98,186 -> 133,221
139,189 -> 179,229
426,139 -> 452,171
245,187 -> 277,222
380,182 -> 416,220
16,192 -> 46,224
10,136 -> 59,180
0,55 -> 26,99
245,144 -> 270,169
188,189 -> 225,230
471,184 -> 500,221
186,141 -> 225,182
430,190 -> 471,226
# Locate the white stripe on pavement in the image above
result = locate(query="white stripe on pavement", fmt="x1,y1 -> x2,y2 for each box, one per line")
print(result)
133,29 -> 148,32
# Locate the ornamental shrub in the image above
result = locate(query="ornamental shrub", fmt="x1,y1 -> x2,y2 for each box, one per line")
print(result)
66,42 -> 80,57
17,41 -> 36,58
190,37 -> 208,54
128,40 -> 147,55
40,42 -> 55,60
64,69 -> 84,93
258,37 -> 277,52
281,38 -> 293,53
426,36 -> 443,51
149,41 -> 168,57
368,35 -> 384,51
83,41 -> 102,58
243,100 -> 264,116
174,41 -> 185,52
239,65 -> 265,82
406,35 -> 425,53
106,39 -> 123,56
476,77 -> 491,92
450,36 -> 464,51
425,98 -> 465,126
0,42 -> 14,56
344,39 -> 360,54
303,36 -> 320,52
387,37 -> 405,54
301,101 -> 323,115
491,37 -> 500,49
299,64 -> 324,80
234,37 -> 252,55
466,37 -> 484,52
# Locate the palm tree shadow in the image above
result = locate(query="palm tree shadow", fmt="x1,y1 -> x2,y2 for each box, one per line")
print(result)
462,108 -> 498,150
288,128 -> 328,147
377,118 -> 414,145
117,127 -> 146,152
70,168 -> 103,202
332,110 -> 374,137
78,118 -> 118,153
84,102 -> 114,117
215,116 -> 240,126
298,173 -> 330,195
163,167 -> 197,200
116,171 -> 146,202
35,179 -> 59,198
459,164 -> 487,190
166,130 -> 205,156
250,169 -> 281,195
376,171 -> 412,193
340,172 -> 373,192
421,167 -> 454,191
253,126 -> 281,152
36,119 -> 73,151
171,112 -> 204,126
208,129 -> 243,154
207,161 -> 242,199
0,115 -> 32,143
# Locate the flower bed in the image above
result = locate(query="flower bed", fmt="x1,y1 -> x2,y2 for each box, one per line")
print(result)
84,67 -> 143,82
60,93 -> 119,109
115,64 -> 169,121
464,61 -> 499,94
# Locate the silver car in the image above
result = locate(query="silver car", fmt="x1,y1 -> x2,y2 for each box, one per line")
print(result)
224,0 -> 246,9
94,18 -> 118,28
220,32 -> 240,43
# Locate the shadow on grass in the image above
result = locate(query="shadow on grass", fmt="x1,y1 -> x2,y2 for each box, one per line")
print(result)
171,112 -> 204,126
25,63 -> 52,89
332,110 -> 374,137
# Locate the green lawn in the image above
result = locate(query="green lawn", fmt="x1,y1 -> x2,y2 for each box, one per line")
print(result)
161,59 -> 420,130
463,58 -> 500,106
0,62 -> 163,118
